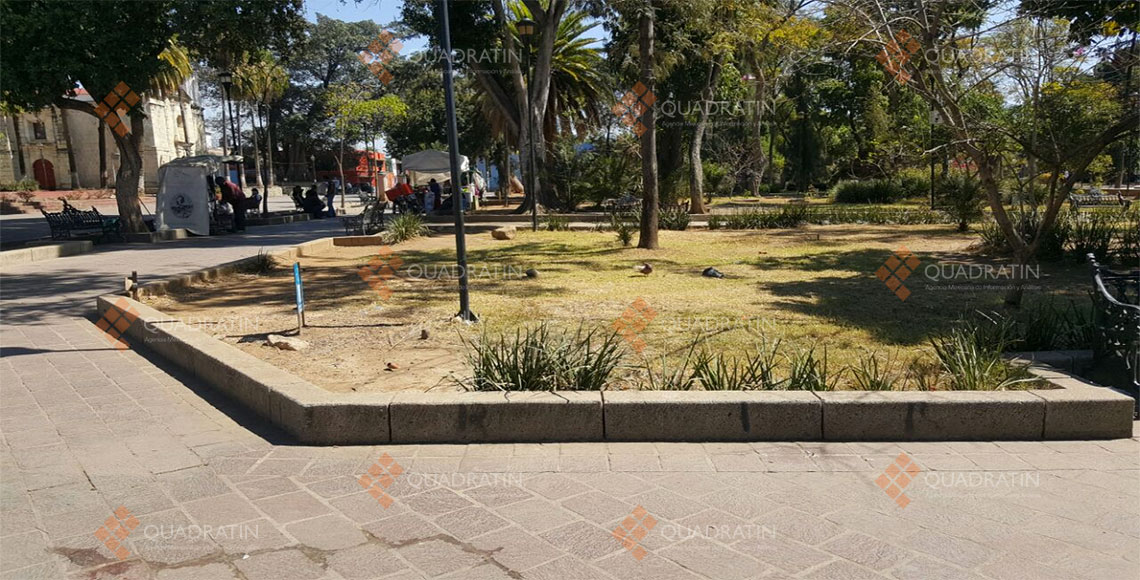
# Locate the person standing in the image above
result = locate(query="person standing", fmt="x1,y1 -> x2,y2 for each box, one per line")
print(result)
215,176 -> 247,232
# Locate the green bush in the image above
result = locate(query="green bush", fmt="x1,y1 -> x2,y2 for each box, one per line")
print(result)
930,322 -> 1037,391
940,173 -> 984,231
0,178 -> 38,192
459,323 -> 624,391
898,169 -> 932,200
1069,212 -> 1115,262
831,179 -> 905,204
980,211 -> 1069,261
543,215 -> 570,231
1118,210 -> 1139,263
658,206 -> 691,231
384,214 -> 428,244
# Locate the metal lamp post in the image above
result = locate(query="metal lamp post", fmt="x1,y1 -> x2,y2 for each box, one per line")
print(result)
439,0 -> 476,321
310,154 -> 316,182
516,17 -> 538,231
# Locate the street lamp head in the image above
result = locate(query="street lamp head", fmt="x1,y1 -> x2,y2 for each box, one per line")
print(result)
516,18 -> 536,45
218,71 -> 232,88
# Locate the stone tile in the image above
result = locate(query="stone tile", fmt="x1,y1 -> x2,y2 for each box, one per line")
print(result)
800,559 -> 886,579
820,532 -> 910,570
494,498 -> 577,534
182,493 -> 261,527
253,491 -> 331,524
396,539 -> 483,577
522,474 -> 581,500
537,520 -> 623,561
401,487 -> 474,517
156,467 -> 231,503
327,543 -> 409,579
433,506 -> 510,540
469,526 -> 563,570
285,514 -> 368,551
560,491 -> 633,524
0,530 -> 51,572
156,563 -> 241,580
733,534 -> 831,574
658,537 -> 767,579
522,556 -> 611,580
233,549 -> 325,580
362,512 -> 444,544
234,476 -> 300,500
210,518 -> 293,555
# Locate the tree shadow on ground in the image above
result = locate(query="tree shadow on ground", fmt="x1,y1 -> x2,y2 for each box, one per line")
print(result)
754,247 -> 1089,347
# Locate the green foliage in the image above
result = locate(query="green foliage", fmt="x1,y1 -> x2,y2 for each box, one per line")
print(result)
721,205 -> 947,230
831,180 -> 905,204
543,215 -> 570,231
897,169 -> 932,200
1069,212 -> 1116,262
702,162 -> 732,197
658,206 -> 691,231
0,179 -> 38,193
383,214 -> 428,244
460,323 -> 625,391
786,346 -> 837,391
849,351 -> 902,391
241,250 -> 277,275
940,173 -> 985,231
930,319 -> 1038,391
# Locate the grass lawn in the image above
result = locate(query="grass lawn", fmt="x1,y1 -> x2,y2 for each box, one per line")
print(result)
148,224 -> 1090,393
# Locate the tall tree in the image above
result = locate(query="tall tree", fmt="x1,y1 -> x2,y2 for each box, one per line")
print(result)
0,0 -> 303,232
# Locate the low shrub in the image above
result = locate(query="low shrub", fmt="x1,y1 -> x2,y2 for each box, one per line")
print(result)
930,324 -> 1037,391
658,206 -> 691,231
897,169 -> 932,200
543,215 -> 570,231
940,173 -> 984,231
460,323 -> 624,391
384,214 -> 428,244
1069,212 -> 1115,262
0,178 -> 38,193
831,179 -> 904,204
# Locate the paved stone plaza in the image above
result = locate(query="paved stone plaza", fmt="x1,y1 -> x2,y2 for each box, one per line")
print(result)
1,222 -> 1137,579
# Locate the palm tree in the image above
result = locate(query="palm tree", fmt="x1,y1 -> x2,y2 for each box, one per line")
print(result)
236,50 -> 288,193
476,4 -> 608,209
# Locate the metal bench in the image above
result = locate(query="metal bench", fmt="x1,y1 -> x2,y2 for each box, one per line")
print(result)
42,204 -> 122,241
1088,253 -> 1140,416
342,200 -> 388,236
1071,193 -> 1131,210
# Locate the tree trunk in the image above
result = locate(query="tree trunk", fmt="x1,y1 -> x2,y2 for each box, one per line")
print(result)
11,115 -> 26,179
56,106 -> 80,188
637,7 -> 659,250
98,119 -> 107,188
689,57 -> 723,214
249,105 -> 264,189
114,115 -> 147,233
266,106 -> 276,187
235,100 -> 246,188
500,138 -> 511,206
178,94 -> 193,154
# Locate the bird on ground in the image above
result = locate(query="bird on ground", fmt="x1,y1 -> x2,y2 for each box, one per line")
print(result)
635,263 -> 653,276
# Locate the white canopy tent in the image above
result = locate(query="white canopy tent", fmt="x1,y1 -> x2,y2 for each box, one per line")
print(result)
399,150 -> 468,186
155,155 -> 241,235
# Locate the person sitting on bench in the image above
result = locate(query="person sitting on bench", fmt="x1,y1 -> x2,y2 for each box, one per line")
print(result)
301,189 -> 326,219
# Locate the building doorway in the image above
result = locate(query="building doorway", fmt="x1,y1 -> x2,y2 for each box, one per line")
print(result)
32,158 -> 55,190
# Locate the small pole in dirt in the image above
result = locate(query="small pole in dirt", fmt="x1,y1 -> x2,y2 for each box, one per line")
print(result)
126,271 -> 139,300
292,262 -> 306,333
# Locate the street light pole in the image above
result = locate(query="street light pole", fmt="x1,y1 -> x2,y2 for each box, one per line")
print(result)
218,71 -> 231,157
439,0 -> 475,322
517,18 -> 538,232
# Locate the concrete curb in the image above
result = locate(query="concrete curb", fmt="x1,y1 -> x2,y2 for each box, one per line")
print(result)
98,294 -> 1135,443
0,240 -> 93,267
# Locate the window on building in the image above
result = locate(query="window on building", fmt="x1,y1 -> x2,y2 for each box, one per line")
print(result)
32,121 -> 46,141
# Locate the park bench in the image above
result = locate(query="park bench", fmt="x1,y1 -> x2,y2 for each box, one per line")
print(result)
342,200 -> 388,236
1071,193 -> 1130,210
1088,253 -> 1140,417
602,194 -> 640,212
42,203 -> 122,241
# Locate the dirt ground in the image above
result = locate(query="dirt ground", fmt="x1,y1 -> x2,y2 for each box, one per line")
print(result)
146,225 -> 1087,394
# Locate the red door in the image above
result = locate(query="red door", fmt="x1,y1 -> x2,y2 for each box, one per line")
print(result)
32,159 -> 55,190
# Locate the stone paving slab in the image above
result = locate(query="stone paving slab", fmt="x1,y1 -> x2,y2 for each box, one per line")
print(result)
2,219 -> 1138,579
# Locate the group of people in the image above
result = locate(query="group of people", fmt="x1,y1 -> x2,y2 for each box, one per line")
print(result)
210,176 -> 261,233
290,180 -> 340,219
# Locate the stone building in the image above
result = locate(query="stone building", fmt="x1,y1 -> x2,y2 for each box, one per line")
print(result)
0,78 -> 207,191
